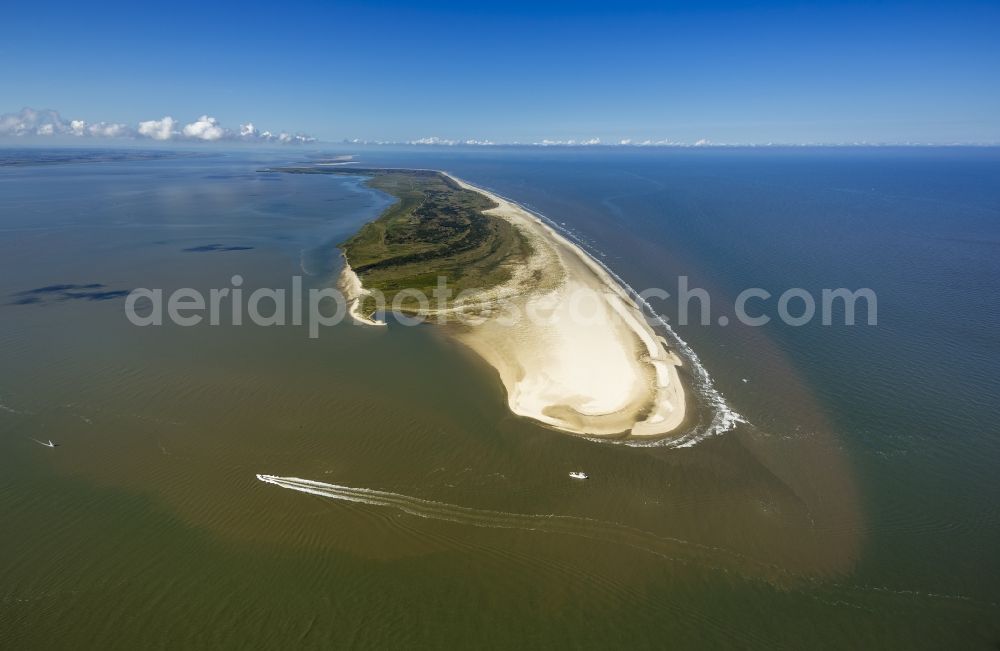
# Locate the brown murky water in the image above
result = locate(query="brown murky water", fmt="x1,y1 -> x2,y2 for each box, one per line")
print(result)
2,149 -> 997,649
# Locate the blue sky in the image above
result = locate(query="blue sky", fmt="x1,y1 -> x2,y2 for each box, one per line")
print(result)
2,0 -> 999,144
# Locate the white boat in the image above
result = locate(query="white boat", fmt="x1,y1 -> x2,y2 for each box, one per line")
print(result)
568,471 -> 588,480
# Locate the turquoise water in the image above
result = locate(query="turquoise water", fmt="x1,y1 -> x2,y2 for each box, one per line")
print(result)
1,147 -> 998,648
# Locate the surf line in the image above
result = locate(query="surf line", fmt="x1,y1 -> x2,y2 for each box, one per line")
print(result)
256,474 -> 781,577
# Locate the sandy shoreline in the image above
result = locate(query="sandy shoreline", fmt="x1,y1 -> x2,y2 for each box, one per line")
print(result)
338,172 -> 687,439
337,256 -> 387,326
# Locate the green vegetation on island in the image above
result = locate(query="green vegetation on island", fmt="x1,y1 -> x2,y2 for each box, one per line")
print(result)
271,167 -> 532,314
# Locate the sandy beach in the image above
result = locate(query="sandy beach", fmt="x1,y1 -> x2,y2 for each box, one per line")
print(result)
338,256 -> 387,326
340,173 -> 687,439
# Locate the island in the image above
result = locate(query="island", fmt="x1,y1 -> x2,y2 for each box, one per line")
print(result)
271,167 -> 688,440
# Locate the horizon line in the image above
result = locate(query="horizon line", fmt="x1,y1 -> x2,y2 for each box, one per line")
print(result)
3,138 -> 1000,149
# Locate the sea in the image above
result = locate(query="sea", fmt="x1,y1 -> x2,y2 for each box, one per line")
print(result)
1,145 -> 998,649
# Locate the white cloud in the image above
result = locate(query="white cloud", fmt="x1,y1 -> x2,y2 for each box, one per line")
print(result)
1,108 -> 315,144
633,139 -> 679,146
0,108 -> 72,136
182,115 -> 227,141
64,118 -> 131,138
410,136 -> 456,145
88,122 -> 130,137
276,132 -> 315,144
406,136 -> 496,147
345,135 -> 729,148
138,116 -> 177,140
395,136 -> 722,148
534,137 -> 603,146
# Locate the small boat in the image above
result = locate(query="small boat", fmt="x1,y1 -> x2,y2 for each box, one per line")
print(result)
568,471 -> 588,480
32,438 -> 57,448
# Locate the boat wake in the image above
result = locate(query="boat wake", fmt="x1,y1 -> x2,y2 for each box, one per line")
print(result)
256,474 -> 1000,610
255,474 -> 768,575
